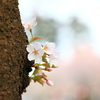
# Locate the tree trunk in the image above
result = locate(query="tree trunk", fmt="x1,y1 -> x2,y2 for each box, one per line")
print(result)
0,0 -> 32,100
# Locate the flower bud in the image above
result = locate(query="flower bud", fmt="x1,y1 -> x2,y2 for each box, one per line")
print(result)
46,79 -> 54,86
45,68 -> 53,72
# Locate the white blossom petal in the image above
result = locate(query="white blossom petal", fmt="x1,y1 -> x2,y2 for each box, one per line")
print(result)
28,53 -> 35,61
31,17 -> 36,25
38,49 -> 44,56
49,50 -> 60,66
35,54 -> 42,63
26,45 -> 34,53
33,22 -> 37,27
34,42 -> 42,50
47,42 -> 55,49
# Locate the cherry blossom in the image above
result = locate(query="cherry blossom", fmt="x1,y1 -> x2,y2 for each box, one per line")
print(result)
23,16 -> 59,86
43,42 -> 55,54
26,42 -> 44,63
49,50 -> 60,66
22,17 -> 37,30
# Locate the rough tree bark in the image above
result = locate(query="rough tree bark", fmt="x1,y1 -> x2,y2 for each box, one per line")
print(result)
0,0 -> 32,100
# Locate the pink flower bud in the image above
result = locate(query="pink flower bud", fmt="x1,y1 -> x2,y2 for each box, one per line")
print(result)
46,79 -> 54,86
47,68 -> 53,72
45,68 -> 53,72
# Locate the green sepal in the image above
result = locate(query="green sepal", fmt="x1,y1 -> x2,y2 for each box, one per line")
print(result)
35,63 -> 41,66
43,53 -> 47,57
41,63 -> 50,68
42,54 -> 48,63
33,75 -> 43,81
33,69 -> 38,75
37,79 -> 45,86
52,64 -> 58,68
42,58 -> 48,63
29,36 -> 42,44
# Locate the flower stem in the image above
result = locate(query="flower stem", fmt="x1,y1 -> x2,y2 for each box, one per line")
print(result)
30,29 -> 34,38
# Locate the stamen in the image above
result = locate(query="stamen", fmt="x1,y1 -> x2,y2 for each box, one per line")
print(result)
33,48 -> 39,54
44,45 -> 49,51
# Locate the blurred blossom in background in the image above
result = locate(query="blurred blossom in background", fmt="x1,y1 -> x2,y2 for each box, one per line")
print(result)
18,0 -> 100,100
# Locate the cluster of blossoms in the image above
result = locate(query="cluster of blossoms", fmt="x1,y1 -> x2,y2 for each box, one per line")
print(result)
22,17 -> 59,86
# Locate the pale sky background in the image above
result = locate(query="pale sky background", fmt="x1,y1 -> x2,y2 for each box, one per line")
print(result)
18,0 -> 100,59
18,0 -> 100,99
